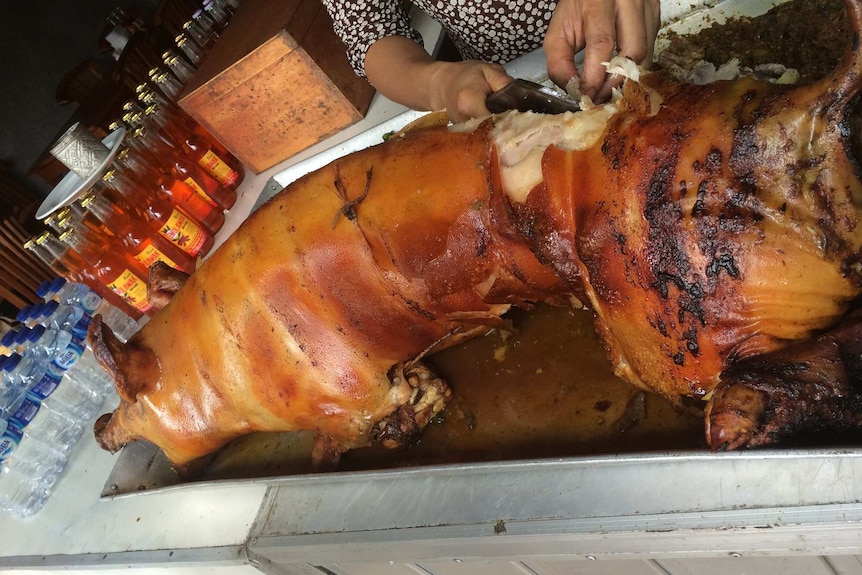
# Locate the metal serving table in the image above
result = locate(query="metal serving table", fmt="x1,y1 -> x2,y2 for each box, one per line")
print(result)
246,451 -> 862,574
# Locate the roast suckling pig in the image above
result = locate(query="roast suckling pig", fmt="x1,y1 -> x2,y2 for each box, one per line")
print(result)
90,0 -> 862,472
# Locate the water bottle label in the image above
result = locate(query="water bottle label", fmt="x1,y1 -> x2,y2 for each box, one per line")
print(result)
0,427 -> 23,462
68,313 -> 91,340
27,371 -> 61,401
53,339 -> 85,371
9,397 -> 41,430
80,291 -> 102,315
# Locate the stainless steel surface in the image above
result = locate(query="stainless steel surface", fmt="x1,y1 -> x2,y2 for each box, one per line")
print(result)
103,0 -> 838,523
246,449 -> 862,567
254,449 -> 862,536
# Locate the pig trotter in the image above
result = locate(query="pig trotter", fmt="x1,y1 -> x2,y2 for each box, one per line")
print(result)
706,313 -> 862,451
373,362 -> 452,449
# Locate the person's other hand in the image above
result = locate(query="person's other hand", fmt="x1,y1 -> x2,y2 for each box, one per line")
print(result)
429,60 -> 514,123
544,0 -> 660,102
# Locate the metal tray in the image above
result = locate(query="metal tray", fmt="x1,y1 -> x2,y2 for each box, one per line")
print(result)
103,0 -> 847,501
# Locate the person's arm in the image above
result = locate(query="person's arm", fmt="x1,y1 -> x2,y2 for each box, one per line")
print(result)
364,36 -> 514,123
544,0 -> 660,102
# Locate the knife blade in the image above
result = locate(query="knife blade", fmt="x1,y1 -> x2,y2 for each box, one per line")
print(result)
486,79 -> 580,115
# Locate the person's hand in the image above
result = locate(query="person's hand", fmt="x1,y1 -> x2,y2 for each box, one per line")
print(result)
429,60 -> 514,123
544,0 -> 660,102
365,37 -> 514,123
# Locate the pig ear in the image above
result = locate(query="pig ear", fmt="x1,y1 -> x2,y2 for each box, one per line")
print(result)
89,315 -> 154,403
147,261 -> 190,311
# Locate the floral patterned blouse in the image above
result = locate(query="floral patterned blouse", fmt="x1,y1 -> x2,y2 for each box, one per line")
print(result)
321,0 -> 558,78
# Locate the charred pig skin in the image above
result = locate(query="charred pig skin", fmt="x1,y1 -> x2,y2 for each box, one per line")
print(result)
92,0 -> 862,469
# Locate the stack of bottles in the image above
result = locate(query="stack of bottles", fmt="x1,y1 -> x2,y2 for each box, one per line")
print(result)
0,279 -> 126,518
173,0 -> 240,66
24,45 -> 244,319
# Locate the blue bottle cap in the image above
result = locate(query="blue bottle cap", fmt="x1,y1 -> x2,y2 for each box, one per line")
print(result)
42,300 -> 60,316
29,302 -> 45,318
21,325 -> 45,343
35,281 -> 52,299
49,277 -> 67,293
14,306 -> 31,323
3,354 -> 21,371
1,330 -> 17,348
13,329 -> 29,344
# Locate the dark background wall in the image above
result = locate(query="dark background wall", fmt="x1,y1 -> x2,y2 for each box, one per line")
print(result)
0,1 -> 157,198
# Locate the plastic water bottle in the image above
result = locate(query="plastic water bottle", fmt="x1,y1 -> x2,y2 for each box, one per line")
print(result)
0,463 -> 52,518
0,360 -> 27,417
41,277 -> 139,343
47,277 -> 101,315
32,300 -> 91,342
17,325 -> 112,398
3,352 -> 102,424
3,395 -> 83,457
0,415 -> 69,517
0,370 -> 71,479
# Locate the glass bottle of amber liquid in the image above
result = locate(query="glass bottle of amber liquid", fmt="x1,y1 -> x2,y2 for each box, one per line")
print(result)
63,211 -> 150,281
30,231 -> 145,320
127,125 -> 236,211
58,228 -> 154,318
111,142 -> 225,236
78,191 -> 197,275
181,125 -> 244,191
102,168 -> 215,259
27,231 -> 91,286
168,148 -> 236,211
137,100 -> 244,191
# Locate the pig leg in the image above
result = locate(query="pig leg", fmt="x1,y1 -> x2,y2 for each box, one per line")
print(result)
706,312 -> 862,451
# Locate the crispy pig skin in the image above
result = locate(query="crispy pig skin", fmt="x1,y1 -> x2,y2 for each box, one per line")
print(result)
90,123 -> 566,467
514,35 -> 862,404
91,0 -> 862,467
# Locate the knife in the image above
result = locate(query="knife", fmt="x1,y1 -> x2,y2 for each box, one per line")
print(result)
486,79 -> 580,115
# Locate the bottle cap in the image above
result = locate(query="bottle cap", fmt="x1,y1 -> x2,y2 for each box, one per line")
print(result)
31,301 -> 46,316
35,280 -> 52,299
15,326 -> 41,344
27,325 -> 47,341
4,353 -> 21,371
49,277 -> 67,293
14,306 -> 31,323
42,300 -> 60,316
1,330 -> 17,348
